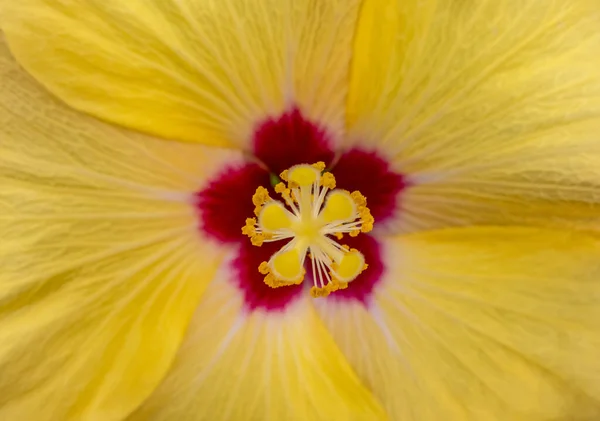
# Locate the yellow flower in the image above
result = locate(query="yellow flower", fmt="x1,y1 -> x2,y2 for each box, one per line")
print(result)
1,0 -> 600,420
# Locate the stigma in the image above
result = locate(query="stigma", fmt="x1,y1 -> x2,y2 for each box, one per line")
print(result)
242,162 -> 374,298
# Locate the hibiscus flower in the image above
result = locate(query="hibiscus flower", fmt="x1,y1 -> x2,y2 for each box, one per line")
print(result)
1,0 -> 600,420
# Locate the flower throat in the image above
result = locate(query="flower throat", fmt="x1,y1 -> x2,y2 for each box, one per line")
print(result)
242,162 -> 374,297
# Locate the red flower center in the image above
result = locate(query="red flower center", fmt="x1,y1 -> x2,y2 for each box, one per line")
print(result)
196,109 -> 405,311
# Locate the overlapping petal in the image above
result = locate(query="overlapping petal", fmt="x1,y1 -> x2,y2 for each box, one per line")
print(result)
317,227 -> 600,420
400,160 -> 600,233
128,273 -> 387,421
0,36 -> 238,420
0,0 -> 361,148
347,0 -> 600,233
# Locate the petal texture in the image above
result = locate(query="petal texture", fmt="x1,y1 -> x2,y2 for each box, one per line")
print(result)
318,227 -> 600,420
348,0 -> 600,233
400,162 -> 600,233
128,268 -> 387,421
0,36 -> 237,420
1,0 -> 361,147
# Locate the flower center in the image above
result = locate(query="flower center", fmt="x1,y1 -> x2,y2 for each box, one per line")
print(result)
242,162 -> 374,298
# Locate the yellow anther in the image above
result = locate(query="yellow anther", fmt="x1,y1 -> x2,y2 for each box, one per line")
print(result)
242,218 -> 273,246
326,278 -> 348,293
335,280 -> 349,290
274,182 -> 287,194
360,209 -> 374,233
363,222 -> 374,230
252,186 -> 271,207
351,190 -> 367,207
320,172 -> 336,189
242,162 -> 375,296
312,161 -> 326,171
310,286 -> 331,298
241,218 -> 257,236
258,261 -> 270,275
264,272 -> 301,288
264,273 -> 279,287
252,186 -> 272,216
251,233 -> 266,246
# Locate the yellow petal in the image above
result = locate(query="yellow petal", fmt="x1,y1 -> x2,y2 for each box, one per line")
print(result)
348,0 -> 600,232
317,227 -> 600,420
1,0 -> 362,147
348,0 -> 600,160
400,162 -> 600,233
128,280 -> 387,421
0,36 -> 238,420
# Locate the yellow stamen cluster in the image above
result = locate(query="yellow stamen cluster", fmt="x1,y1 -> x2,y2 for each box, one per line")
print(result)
241,217 -> 272,246
252,186 -> 271,215
349,191 -> 374,236
241,162 -> 374,298
321,172 -> 336,189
